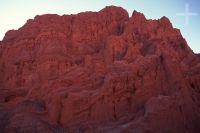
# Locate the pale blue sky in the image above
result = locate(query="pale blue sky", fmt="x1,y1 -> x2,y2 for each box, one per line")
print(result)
0,0 -> 199,53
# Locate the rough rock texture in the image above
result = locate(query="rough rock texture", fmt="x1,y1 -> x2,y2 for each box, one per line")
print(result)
0,6 -> 200,133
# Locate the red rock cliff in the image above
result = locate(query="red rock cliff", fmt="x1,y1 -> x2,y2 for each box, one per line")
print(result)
0,6 -> 200,133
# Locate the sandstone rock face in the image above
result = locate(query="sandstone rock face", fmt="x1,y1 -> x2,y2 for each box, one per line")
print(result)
0,6 -> 200,133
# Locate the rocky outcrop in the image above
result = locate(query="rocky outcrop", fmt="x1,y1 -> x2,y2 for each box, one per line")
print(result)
0,6 -> 200,133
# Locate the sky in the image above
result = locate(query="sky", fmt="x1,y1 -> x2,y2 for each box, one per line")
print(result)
0,0 -> 199,53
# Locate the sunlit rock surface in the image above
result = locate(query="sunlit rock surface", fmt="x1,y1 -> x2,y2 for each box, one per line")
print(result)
0,6 -> 200,133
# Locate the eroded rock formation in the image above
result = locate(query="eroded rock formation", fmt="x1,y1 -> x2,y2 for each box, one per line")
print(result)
0,6 -> 200,133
